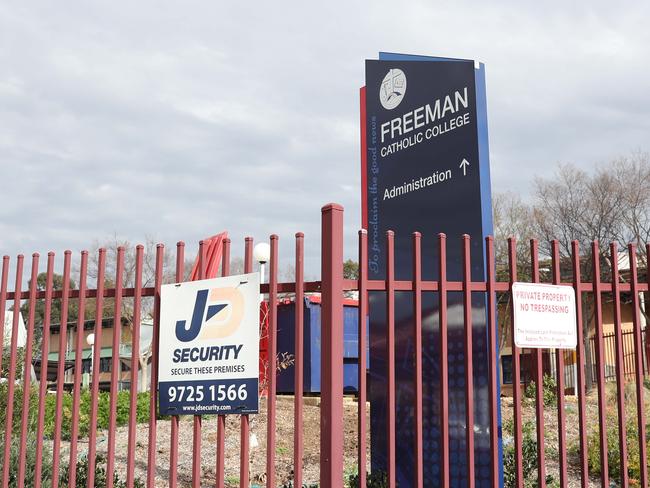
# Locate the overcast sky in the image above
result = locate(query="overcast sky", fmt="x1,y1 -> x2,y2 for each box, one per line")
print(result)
1,1 -> 649,279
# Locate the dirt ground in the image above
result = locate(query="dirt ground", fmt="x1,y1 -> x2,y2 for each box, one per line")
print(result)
65,395 -> 369,487
62,386 -> 647,487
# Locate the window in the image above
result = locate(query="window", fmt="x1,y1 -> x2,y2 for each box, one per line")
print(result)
501,354 -> 526,384
100,357 -> 112,373
82,359 -> 92,374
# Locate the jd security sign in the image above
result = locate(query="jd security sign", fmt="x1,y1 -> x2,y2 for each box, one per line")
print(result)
158,273 -> 260,415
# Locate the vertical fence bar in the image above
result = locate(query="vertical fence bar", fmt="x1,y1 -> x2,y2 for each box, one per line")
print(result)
192,241 -> 206,488
0,256 -> 11,480
571,241 -> 589,488
240,237 -> 253,488
320,204 -> 344,488
18,253 -> 39,488
107,247 -> 125,488
591,241 -> 609,487
412,232 -> 423,488
461,235 -> 475,488
69,252 -> 89,488
508,238 -> 523,488
294,232 -> 305,488
87,249 -> 106,488
551,240 -> 568,486
629,244 -> 648,486
1,254 -> 23,488
147,244 -> 164,488
267,234 -> 279,488
169,242 -> 184,488
0,259 -> 8,484
645,245 -> 650,378
51,251 -> 72,488
529,240 -> 546,488
438,233 -> 450,488
358,230 -> 368,487
485,237 -> 500,488
610,242 -> 629,486
127,245 -> 144,488
215,238 -> 230,488
0,256 -> 9,373
385,230 -> 396,488
35,252 -> 55,488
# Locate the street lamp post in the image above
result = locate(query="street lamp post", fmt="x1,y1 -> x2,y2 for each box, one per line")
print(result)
86,333 -> 95,382
253,242 -> 271,301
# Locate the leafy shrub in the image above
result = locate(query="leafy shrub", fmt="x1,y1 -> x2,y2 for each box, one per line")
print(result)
524,374 -> 557,407
347,470 -> 388,488
502,420 -> 539,488
0,347 -> 26,381
60,454 -> 144,488
43,389 -> 151,440
0,428 -> 53,488
278,482 -> 318,488
586,412 -> 649,486
1,381 -> 147,488
1,383 -> 151,441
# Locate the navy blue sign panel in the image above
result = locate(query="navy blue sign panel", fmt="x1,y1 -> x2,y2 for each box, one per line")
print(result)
362,53 -> 501,487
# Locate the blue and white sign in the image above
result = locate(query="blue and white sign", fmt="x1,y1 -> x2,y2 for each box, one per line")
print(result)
158,273 -> 260,415
362,52 -> 500,487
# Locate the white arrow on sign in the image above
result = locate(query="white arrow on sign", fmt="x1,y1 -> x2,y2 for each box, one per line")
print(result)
459,158 -> 470,176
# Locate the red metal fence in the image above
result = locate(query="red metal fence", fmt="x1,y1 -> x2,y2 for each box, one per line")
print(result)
1,203 -> 649,487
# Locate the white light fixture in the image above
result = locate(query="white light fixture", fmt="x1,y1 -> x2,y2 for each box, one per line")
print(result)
253,242 -> 270,264
86,333 -> 95,346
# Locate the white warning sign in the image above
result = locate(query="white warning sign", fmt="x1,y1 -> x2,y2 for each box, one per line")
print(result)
512,282 -> 577,349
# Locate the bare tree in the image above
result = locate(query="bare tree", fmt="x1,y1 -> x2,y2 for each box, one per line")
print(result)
492,191 -> 536,354
531,160 -> 640,390
87,234 -> 175,323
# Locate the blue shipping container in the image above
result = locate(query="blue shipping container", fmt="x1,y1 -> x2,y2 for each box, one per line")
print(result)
276,297 -> 369,394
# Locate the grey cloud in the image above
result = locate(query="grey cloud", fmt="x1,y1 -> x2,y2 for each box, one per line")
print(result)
0,1 -> 648,279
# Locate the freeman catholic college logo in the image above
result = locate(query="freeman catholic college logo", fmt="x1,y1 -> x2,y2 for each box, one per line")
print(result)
175,287 -> 244,342
379,68 -> 407,110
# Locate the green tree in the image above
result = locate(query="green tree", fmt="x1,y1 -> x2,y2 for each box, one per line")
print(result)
343,259 -> 359,280
19,272 -> 78,327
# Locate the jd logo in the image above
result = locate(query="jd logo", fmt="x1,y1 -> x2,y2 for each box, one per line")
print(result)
175,287 -> 244,342
379,68 -> 407,110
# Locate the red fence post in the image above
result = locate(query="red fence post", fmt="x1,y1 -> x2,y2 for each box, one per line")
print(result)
18,253 -> 39,488
646,244 -> 650,377
294,232 -> 305,488
358,230 -> 368,488
266,235 -> 279,488
628,243 -> 648,487
35,252 -> 55,488
320,203 -> 344,488
571,241 -> 589,488
610,242 -> 629,486
592,242 -> 610,487
239,237 -> 253,488
507,238 -> 523,488
438,234 -> 450,488
2,254 -> 24,488
385,230 -> 396,488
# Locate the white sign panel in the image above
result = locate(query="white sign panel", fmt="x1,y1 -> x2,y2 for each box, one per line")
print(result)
512,282 -> 577,349
158,273 -> 260,415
